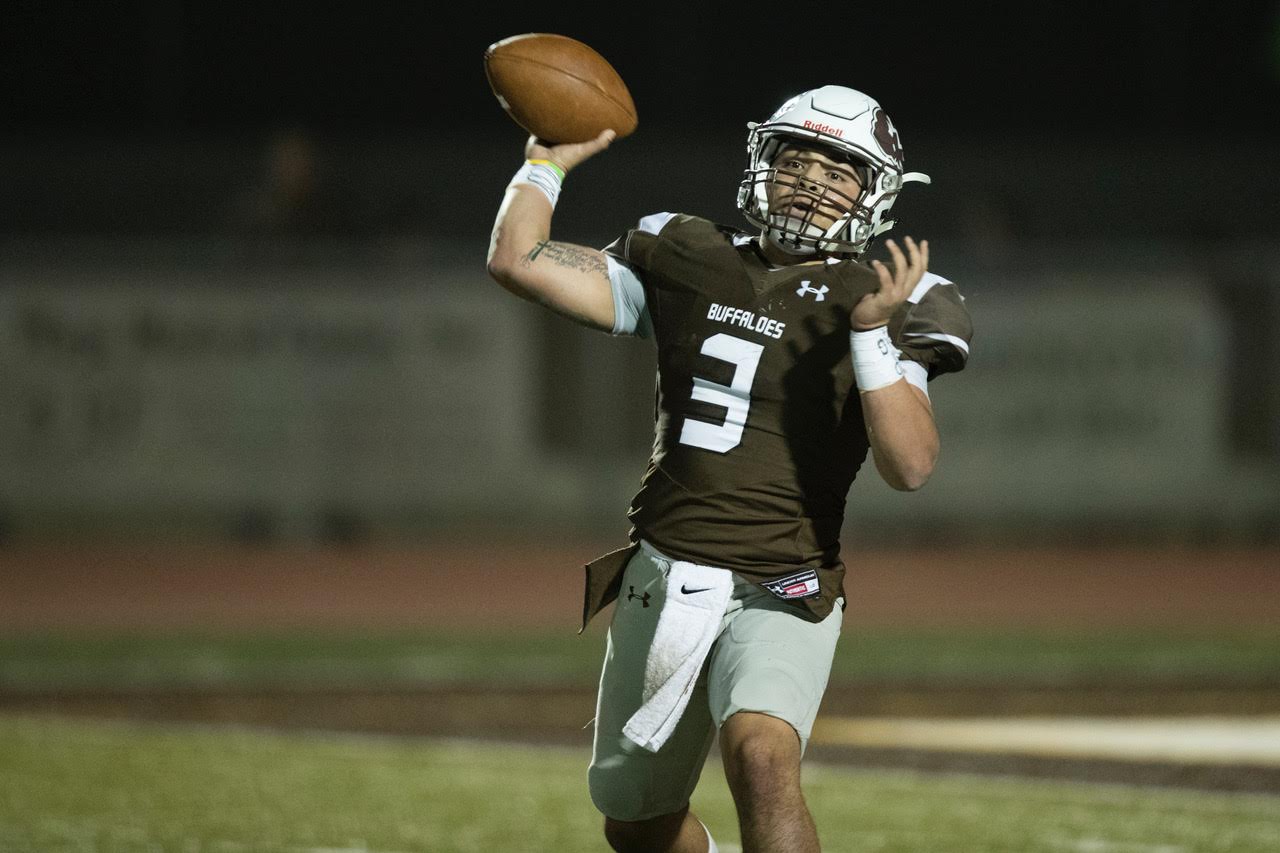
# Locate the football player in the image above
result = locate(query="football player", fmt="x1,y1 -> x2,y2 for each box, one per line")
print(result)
488,85 -> 971,853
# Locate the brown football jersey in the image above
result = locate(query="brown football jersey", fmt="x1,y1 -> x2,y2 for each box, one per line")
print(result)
584,213 -> 971,626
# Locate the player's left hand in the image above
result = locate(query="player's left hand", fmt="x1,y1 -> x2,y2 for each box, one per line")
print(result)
851,237 -> 929,330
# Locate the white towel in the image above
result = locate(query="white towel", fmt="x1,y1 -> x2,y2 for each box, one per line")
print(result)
622,561 -> 734,752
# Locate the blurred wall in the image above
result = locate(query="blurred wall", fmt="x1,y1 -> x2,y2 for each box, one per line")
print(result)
4,234 -> 1277,546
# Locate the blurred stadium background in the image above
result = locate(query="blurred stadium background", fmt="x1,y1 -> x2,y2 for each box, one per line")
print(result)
2,2 -> 1280,850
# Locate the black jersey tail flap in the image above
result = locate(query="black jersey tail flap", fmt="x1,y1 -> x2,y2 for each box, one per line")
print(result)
580,543 -> 641,633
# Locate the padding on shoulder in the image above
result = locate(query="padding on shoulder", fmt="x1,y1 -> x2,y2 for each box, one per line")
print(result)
637,212 -> 677,236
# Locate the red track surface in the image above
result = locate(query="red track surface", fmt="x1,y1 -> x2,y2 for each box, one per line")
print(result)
2,542 -> 1277,632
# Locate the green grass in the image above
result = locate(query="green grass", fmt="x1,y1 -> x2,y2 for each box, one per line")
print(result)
1,715 -> 1278,852
2,628 -> 1277,691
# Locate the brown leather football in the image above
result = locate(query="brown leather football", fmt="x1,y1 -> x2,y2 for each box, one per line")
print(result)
484,33 -> 638,144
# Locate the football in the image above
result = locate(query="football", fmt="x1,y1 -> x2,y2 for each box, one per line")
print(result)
484,33 -> 638,144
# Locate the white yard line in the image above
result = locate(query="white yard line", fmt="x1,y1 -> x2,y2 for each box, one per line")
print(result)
812,716 -> 1280,765
296,848 -> 409,853
1044,837 -> 1188,853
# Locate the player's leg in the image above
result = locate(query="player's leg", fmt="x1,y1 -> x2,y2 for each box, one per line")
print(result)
707,580 -> 844,853
589,542 -> 722,852
604,805 -> 720,853
719,711 -> 815,853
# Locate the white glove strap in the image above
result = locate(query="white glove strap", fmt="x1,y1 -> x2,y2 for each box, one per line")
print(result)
508,159 -> 564,209
850,326 -> 904,392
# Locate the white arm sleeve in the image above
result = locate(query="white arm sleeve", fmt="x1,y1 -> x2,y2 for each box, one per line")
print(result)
608,256 -> 653,338
899,359 -> 930,398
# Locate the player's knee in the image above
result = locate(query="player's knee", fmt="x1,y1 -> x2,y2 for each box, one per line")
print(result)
589,763 -> 635,821
724,735 -> 793,784
589,762 -> 666,823
721,714 -> 801,794
591,758 -> 690,848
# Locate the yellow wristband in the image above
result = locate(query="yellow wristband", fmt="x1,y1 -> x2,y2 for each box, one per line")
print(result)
509,160 -> 564,208
527,159 -> 566,181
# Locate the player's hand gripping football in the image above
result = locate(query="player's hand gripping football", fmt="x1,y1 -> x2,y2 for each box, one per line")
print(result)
525,129 -> 616,175
851,237 -> 929,330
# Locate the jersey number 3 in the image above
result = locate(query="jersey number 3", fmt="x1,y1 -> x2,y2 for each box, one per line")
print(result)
678,333 -> 764,453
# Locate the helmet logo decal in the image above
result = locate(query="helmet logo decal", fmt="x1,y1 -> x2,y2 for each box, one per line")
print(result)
872,108 -> 903,167
802,120 -> 845,138
795,281 -> 828,301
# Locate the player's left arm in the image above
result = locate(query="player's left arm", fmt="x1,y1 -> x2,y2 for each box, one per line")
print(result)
851,237 -> 939,492
861,370 -> 938,491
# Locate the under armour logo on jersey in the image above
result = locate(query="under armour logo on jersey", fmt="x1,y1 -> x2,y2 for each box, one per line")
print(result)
627,586 -> 651,607
796,281 -> 828,301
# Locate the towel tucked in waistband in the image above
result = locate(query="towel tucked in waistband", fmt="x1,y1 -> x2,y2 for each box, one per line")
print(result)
622,559 -> 734,752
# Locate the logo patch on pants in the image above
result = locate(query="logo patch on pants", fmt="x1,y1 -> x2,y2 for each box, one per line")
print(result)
762,569 -> 820,600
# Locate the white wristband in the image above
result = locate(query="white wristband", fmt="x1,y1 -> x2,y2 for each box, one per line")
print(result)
508,159 -> 565,209
850,326 -> 904,392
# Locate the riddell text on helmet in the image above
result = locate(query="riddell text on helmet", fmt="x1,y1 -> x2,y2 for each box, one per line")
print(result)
802,120 -> 844,138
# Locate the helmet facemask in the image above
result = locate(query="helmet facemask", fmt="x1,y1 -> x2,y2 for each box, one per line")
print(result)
745,139 -> 875,259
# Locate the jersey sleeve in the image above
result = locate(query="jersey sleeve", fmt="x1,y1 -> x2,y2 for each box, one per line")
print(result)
891,273 -> 972,379
607,256 -> 653,338
602,212 -> 677,338
603,212 -> 676,268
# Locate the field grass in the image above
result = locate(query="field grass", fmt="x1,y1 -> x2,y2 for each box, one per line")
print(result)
1,714 -> 1278,852
2,627 -> 1278,691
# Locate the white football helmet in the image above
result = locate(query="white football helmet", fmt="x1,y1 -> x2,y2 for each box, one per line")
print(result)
737,85 -> 931,258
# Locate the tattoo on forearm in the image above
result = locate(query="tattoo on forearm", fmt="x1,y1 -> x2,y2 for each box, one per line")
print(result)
522,241 -> 607,275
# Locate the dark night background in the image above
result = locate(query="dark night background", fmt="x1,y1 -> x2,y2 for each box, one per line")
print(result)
6,2 -> 1277,134
3,1 -> 1279,245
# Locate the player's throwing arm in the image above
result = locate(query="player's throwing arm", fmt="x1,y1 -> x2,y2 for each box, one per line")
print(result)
484,33 -> 638,333
486,132 -> 619,331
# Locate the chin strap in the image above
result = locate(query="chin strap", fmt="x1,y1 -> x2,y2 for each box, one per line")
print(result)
766,226 -> 820,256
